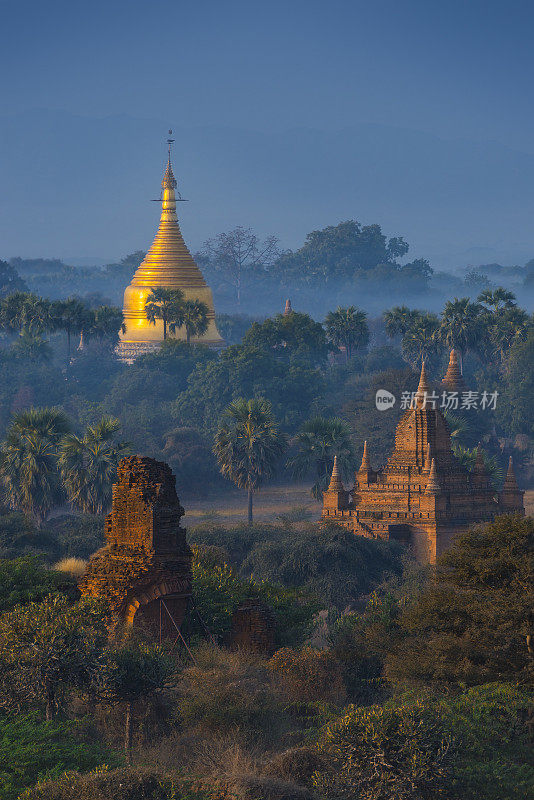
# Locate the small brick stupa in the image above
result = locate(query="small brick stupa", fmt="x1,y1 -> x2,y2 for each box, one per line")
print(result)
81,456 -> 192,637
322,358 -> 524,563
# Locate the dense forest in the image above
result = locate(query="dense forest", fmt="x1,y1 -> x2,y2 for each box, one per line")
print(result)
0,218 -> 533,799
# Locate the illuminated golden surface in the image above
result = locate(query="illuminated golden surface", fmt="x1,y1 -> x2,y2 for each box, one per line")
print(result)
117,157 -> 224,360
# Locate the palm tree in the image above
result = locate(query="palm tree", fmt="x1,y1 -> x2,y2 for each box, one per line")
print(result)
0,408 -> 71,524
325,306 -> 369,361
144,288 -> 184,340
58,417 -> 129,514
287,416 -> 355,500
0,292 -> 52,336
11,330 -> 53,362
88,305 -> 126,350
437,297 -> 482,372
401,313 -> 440,369
383,305 -> 420,339
477,287 -> 517,311
214,398 -> 287,524
170,299 -> 209,344
50,298 -> 90,360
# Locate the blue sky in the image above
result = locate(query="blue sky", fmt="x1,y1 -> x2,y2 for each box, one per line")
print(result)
2,0 -> 534,263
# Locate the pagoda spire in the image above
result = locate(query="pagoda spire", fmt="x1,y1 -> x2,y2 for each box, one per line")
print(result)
359,440 -> 371,472
425,458 -> 441,494
328,455 -> 345,491
441,349 -> 466,392
414,361 -> 431,408
503,456 -> 520,492
284,298 -> 293,316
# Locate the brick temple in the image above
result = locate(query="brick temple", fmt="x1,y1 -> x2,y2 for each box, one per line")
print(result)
81,456 -> 192,637
322,354 -> 524,563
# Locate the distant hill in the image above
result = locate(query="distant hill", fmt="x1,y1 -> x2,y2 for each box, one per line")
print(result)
1,110 -> 534,268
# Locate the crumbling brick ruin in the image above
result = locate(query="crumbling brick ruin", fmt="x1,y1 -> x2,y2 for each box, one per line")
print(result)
322,353 -> 524,563
81,456 -> 192,638
230,598 -> 276,655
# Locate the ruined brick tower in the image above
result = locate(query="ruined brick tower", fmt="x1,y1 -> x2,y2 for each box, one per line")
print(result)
322,357 -> 524,563
81,456 -> 192,637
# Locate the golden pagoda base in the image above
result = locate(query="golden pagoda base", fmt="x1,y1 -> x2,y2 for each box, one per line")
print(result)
115,337 -> 225,365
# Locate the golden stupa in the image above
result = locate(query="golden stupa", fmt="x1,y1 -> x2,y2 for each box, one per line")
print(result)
116,140 -> 224,363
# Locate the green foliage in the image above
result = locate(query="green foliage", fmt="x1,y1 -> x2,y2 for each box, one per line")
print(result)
183,545 -> 317,647
214,397 -> 287,522
0,714 -> 120,800
497,327 -> 534,436
58,417 -> 129,514
313,683 -> 534,800
324,306 -> 369,360
385,515 -> 534,688
0,557 -> 77,612
190,521 -> 402,611
102,642 -> 174,705
0,259 -> 27,297
0,595 -> 108,719
21,769 -> 212,800
0,407 -> 71,522
242,311 -> 329,365
144,288 -> 185,340
287,416 -> 356,499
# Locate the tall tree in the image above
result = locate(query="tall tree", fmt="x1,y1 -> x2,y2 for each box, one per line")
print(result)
50,298 -> 89,360
325,306 -> 369,361
144,287 -> 184,340
87,305 -> 126,350
58,417 -> 129,515
0,408 -> 71,524
477,287 -> 517,311
383,305 -> 421,339
214,398 -> 287,524
0,292 -> 52,336
438,297 -> 482,371
170,299 -> 209,344
0,259 -> 27,298
199,226 -> 281,305
0,595 -> 107,721
287,416 -> 356,500
401,312 -> 441,369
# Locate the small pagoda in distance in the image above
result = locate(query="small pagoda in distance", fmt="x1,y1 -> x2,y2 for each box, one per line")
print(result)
322,353 -> 524,563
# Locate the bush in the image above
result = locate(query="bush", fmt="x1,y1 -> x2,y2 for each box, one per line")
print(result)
0,556 -> 78,612
267,647 -> 346,705
313,683 -> 534,800
177,644 -> 289,746
190,521 -> 403,611
20,768 -> 212,800
182,546 -> 318,648
0,713 -> 119,800
263,746 -> 327,786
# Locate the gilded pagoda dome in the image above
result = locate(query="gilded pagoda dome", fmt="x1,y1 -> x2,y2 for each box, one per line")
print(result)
116,141 -> 224,363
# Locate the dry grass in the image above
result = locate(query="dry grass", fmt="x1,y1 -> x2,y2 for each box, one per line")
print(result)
52,557 -> 87,577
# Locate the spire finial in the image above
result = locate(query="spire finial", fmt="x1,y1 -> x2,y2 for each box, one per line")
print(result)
284,298 -> 293,316
162,131 -> 177,192
414,360 -> 431,408
503,455 -> 520,492
328,455 -> 345,491
441,348 -> 466,392
359,440 -> 371,472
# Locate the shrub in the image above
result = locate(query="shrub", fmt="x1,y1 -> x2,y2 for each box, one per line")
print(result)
0,713 -> 119,800
313,683 -> 534,800
177,644 -> 289,746
0,556 -> 78,612
267,647 -> 346,705
263,746 -> 327,786
182,546 -> 317,648
20,768 -> 213,800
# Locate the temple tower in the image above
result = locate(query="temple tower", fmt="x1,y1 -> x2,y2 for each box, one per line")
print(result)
117,136 -> 224,363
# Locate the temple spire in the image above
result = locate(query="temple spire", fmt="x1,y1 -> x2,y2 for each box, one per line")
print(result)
503,456 -> 519,492
284,298 -> 293,316
425,458 -> 441,494
414,361 -> 431,408
328,455 -> 345,491
359,440 -> 371,472
441,349 -> 466,392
